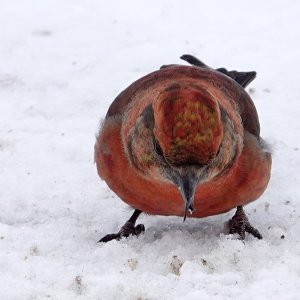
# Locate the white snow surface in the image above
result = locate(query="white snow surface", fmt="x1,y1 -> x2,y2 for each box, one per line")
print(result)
1,1 -> 300,299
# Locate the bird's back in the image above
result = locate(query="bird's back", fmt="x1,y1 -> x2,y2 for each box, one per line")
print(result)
105,66 -> 260,138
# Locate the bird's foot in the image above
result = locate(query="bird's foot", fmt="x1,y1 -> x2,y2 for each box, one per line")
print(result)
229,206 -> 262,240
99,221 -> 145,243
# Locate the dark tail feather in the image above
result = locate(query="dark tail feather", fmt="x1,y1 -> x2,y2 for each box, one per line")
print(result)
179,54 -> 257,88
216,68 -> 256,88
180,54 -> 208,68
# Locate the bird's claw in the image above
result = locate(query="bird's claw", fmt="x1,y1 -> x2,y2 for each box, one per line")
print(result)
228,206 -> 262,240
99,221 -> 145,243
98,233 -> 119,243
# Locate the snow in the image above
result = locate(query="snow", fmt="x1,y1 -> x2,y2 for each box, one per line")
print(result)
1,0 -> 300,299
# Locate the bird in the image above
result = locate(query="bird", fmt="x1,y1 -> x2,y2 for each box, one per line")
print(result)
95,54 -> 272,243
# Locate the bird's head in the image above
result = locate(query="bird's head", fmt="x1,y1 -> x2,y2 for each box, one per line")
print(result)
122,83 -> 243,220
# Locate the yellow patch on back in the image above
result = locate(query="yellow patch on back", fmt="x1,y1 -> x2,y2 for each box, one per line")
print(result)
141,153 -> 153,166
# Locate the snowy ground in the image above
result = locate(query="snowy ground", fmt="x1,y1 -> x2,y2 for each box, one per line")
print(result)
1,1 -> 300,299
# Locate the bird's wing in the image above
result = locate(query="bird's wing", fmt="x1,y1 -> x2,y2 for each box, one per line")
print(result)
235,89 -> 260,138
105,71 -> 158,118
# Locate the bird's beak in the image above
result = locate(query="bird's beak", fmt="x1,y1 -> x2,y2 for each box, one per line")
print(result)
177,173 -> 197,221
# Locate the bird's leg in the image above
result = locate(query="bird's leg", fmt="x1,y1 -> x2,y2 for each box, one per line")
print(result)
99,209 -> 145,243
228,206 -> 262,240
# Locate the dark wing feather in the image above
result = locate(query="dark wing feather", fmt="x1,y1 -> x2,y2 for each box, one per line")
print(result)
216,68 -> 256,88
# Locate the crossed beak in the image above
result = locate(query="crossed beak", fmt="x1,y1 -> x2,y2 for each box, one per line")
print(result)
177,173 -> 197,221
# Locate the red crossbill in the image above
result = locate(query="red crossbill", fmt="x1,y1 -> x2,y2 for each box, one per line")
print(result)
95,55 -> 271,242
